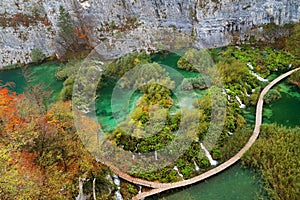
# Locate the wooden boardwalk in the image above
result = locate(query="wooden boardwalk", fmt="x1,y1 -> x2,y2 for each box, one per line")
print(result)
106,68 -> 300,200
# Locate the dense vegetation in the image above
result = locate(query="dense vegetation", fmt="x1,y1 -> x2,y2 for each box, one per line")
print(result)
242,124 -> 300,200
105,41 -> 299,183
286,22 -> 300,87
1,20 -> 299,199
98,24 -> 300,195
0,82 -> 115,199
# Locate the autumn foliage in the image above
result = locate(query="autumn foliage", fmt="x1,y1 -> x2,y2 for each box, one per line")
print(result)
0,87 -> 24,134
0,86 -> 114,199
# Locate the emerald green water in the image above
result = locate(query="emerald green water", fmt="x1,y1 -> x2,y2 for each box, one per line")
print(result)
0,62 -> 63,100
94,52 -> 267,199
156,163 -> 265,200
95,76 -> 143,132
95,51 -> 206,132
243,79 -> 300,128
4,53 -> 300,200
263,81 -> 300,127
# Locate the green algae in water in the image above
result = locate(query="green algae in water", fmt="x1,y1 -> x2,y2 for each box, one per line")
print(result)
155,163 -> 267,200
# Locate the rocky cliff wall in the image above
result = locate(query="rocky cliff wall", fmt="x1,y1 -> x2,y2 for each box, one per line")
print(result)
0,0 -> 299,67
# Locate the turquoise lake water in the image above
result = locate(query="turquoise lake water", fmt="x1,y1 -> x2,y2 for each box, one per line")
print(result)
263,81 -> 300,127
155,163 -> 266,200
1,53 -> 299,200
0,62 -> 63,100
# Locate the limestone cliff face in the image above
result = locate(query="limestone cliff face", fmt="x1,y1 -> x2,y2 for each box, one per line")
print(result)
0,0 -> 300,67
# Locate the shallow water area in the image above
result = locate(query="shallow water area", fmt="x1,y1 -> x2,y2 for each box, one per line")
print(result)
156,163 -> 266,200
263,81 -> 300,127
0,62 -> 63,100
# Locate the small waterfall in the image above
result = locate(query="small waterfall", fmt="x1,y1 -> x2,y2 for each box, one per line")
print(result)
173,166 -> 184,180
112,174 -> 123,200
138,186 -> 145,200
132,152 -> 135,160
222,89 -> 226,95
245,91 -> 251,97
247,62 -> 254,70
115,191 -> 123,200
227,95 -> 231,101
288,64 -> 292,69
200,143 -> 218,166
235,96 -> 246,109
193,160 -> 200,171
250,71 -> 268,82
136,145 -> 141,156
228,131 -> 233,136
154,150 -> 158,161
113,174 -> 120,187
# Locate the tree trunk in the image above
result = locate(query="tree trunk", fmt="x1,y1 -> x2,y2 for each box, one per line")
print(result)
78,177 -> 84,199
93,178 -> 96,200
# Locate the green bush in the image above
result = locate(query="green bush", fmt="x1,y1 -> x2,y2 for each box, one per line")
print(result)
60,76 -> 75,101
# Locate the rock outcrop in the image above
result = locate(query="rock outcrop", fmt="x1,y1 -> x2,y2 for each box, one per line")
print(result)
0,0 -> 300,67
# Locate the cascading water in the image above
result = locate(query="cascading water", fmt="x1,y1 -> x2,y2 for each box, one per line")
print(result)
154,150 -> 158,161
200,143 -> 218,166
173,166 -> 184,180
222,89 -> 226,95
112,174 -> 123,200
247,62 -> 254,70
248,63 -> 268,82
236,96 -> 246,109
138,186 -> 145,200
250,71 -> 268,82
193,160 -> 200,171
228,131 -> 233,136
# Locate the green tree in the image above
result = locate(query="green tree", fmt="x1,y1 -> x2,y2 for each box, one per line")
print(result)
286,22 -> 300,57
57,5 -> 76,49
30,48 -> 46,63
177,49 -> 213,73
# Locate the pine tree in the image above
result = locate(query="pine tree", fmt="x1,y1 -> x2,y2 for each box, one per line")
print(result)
57,6 -> 76,49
